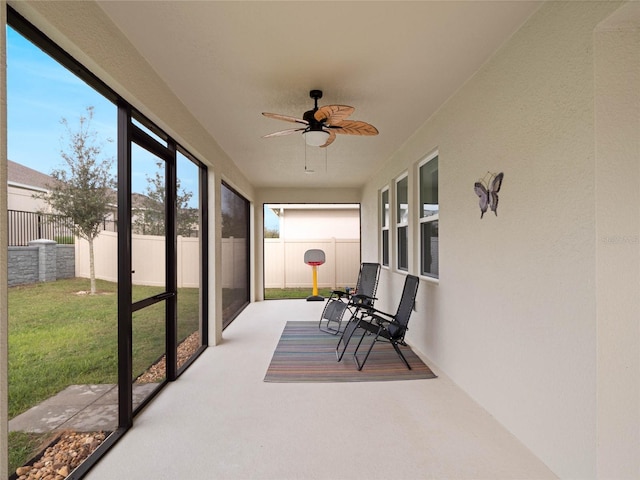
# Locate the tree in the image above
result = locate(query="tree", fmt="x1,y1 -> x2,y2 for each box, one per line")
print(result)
133,161 -> 197,237
35,106 -> 116,295
264,227 -> 279,239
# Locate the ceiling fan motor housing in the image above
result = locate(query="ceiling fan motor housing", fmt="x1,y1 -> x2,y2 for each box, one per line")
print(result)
303,110 -> 323,131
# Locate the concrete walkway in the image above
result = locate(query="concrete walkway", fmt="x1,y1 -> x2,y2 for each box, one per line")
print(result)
9,384 -> 158,433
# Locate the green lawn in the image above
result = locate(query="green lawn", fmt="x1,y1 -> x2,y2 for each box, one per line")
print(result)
8,431 -> 55,475
8,277 -> 200,419
264,287 -> 335,299
8,277 -> 200,472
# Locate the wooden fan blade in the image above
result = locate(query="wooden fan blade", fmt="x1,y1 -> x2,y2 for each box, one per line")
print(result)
314,105 -> 355,125
262,112 -> 308,125
319,129 -> 337,148
331,120 -> 379,136
262,128 -> 305,138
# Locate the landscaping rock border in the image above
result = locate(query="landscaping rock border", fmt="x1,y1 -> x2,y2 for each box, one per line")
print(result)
14,431 -> 106,480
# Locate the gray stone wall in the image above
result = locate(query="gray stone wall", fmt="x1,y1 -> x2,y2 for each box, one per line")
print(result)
8,246 -> 39,287
56,245 -> 75,279
8,240 -> 75,287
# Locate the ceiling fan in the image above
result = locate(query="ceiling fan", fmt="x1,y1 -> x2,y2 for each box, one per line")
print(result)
262,90 -> 378,148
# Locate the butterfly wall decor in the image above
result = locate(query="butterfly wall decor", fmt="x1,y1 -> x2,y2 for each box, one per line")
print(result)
474,172 -> 504,218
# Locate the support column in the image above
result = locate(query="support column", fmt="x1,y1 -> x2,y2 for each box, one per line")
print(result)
595,17 -> 640,479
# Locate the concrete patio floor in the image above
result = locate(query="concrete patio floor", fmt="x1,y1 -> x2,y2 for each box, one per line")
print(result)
82,299 -> 558,480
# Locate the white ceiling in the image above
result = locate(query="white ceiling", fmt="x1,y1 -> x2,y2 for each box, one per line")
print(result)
97,1 -> 540,189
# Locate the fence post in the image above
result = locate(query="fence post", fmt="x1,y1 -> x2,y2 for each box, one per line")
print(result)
331,237 -> 337,289
280,238 -> 286,288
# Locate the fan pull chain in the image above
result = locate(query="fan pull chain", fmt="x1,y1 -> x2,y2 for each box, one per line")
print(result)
304,143 -> 328,174
304,143 -> 314,174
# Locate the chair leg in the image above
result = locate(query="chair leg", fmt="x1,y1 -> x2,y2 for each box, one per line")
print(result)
391,342 -> 412,370
353,329 -> 378,371
335,317 -> 361,361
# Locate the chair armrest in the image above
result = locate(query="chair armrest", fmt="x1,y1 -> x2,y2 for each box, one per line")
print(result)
350,293 -> 377,305
359,304 -> 391,318
330,290 -> 348,298
366,312 -> 406,333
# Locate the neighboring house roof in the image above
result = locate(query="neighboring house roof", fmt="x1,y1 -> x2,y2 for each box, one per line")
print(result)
7,159 -> 145,208
7,159 -> 55,191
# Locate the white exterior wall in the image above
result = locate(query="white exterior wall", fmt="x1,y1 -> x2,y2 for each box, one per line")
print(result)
279,208 -> 360,240
360,2 -> 636,478
7,184 -> 49,212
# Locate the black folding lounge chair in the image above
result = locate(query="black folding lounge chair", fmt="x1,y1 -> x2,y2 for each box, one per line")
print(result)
318,262 -> 380,335
336,274 -> 419,370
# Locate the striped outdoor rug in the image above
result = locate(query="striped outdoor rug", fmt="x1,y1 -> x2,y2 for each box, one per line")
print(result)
264,321 -> 437,382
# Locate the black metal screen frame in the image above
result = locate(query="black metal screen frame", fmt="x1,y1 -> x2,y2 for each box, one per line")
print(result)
221,181 -> 250,329
7,7 -> 210,478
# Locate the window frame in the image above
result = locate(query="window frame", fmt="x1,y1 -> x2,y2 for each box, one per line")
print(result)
418,152 -> 439,280
395,173 -> 409,272
380,187 -> 390,268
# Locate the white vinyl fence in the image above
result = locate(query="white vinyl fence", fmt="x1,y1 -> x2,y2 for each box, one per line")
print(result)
77,233 -> 359,290
76,231 -> 201,288
264,238 -> 360,289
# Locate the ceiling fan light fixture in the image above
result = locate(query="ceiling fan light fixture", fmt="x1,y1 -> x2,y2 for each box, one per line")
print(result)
304,129 -> 329,147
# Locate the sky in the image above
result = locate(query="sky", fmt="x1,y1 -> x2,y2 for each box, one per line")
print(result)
6,25 -> 199,204
6,25 -> 314,232
7,26 -> 118,176
264,206 -> 279,231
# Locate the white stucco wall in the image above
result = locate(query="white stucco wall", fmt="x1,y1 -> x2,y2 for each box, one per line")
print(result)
594,9 -> 640,479
360,2 -> 635,478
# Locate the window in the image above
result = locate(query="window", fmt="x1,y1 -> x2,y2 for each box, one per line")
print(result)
380,188 -> 390,267
419,154 -> 438,278
396,175 -> 409,271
